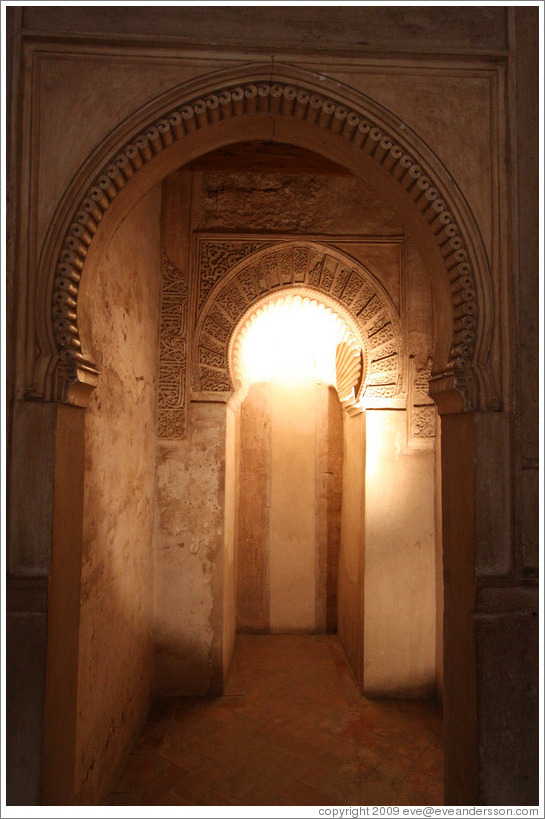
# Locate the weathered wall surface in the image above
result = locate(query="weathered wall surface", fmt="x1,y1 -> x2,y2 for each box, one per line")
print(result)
154,401 -> 228,695
189,170 -> 402,235
364,410 -> 436,699
75,186 -> 161,803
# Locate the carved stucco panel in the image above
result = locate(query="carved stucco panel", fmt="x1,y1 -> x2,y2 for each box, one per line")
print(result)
407,356 -> 436,447
156,255 -> 188,438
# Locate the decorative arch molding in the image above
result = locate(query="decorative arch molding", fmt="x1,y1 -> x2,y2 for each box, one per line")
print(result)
193,241 -> 402,406
39,62 -> 495,410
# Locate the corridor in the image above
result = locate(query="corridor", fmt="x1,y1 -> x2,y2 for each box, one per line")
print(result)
106,634 -> 443,806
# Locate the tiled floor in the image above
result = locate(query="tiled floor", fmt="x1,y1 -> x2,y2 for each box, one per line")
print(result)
106,634 -> 443,806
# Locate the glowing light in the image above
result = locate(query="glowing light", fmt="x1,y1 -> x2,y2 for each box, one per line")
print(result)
235,294 -> 350,388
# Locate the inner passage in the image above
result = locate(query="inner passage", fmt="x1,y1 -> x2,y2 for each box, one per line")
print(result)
234,294 -> 360,634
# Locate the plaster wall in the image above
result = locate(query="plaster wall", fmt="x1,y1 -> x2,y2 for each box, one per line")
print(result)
364,410 -> 436,699
75,186 -> 161,802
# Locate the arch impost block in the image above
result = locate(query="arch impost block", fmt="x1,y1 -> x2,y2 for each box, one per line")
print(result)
54,361 -> 100,408
39,67 -> 492,410
429,371 -> 469,415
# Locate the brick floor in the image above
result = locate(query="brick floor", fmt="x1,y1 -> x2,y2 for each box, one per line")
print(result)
106,634 -> 443,806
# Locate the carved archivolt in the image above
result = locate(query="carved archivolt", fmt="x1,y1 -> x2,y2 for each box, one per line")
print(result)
48,70 -> 485,408
193,241 -> 402,402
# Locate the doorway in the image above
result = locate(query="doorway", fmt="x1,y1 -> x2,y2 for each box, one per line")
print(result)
38,119 -> 483,804
228,286 -> 439,701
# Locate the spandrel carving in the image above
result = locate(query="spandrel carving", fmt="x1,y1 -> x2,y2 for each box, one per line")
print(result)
198,240 -> 269,311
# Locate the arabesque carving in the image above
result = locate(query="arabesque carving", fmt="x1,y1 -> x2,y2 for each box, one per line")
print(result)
193,241 -> 401,403
407,357 -> 436,447
197,240 -> 273,311
156,255 -> 188,438
46,72 -> 486,408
